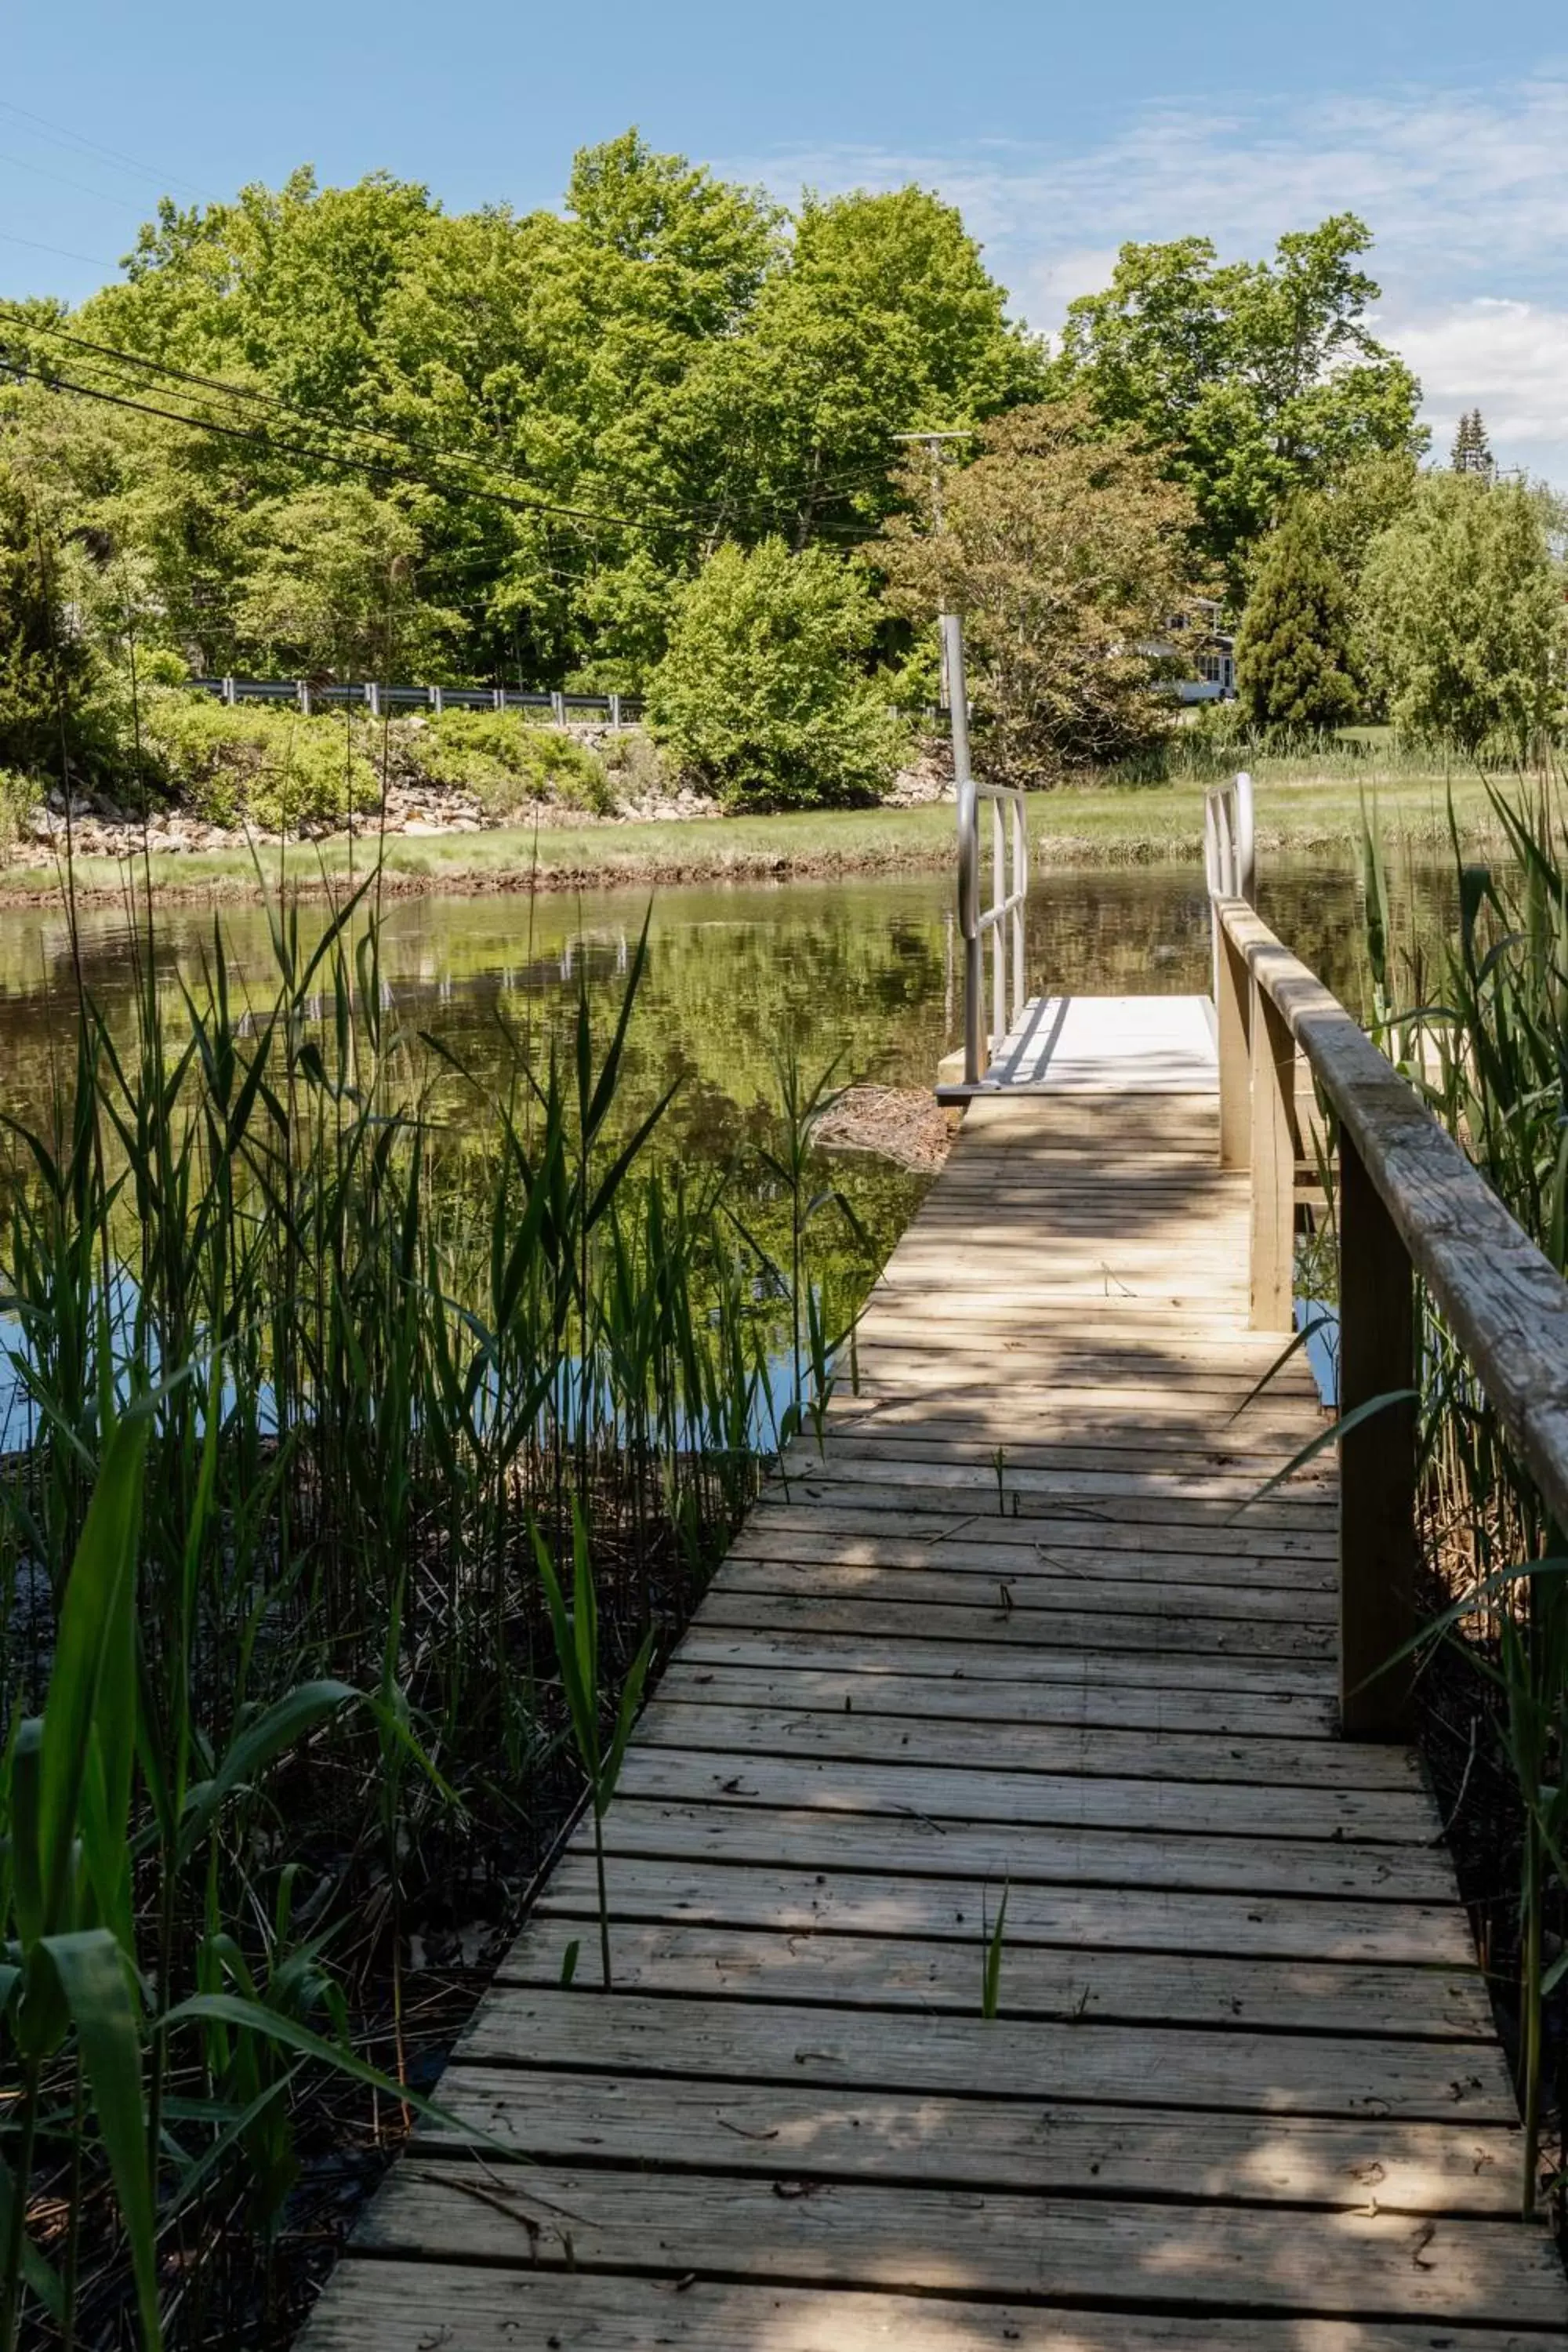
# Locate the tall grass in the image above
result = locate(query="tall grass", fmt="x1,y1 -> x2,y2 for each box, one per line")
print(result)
0,864 -> 868,2342
1337,771 -> 1568,2217
1105,713 -> 1552,792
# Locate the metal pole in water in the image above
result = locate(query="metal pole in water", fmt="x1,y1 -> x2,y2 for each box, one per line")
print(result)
942,612 -> 984,1085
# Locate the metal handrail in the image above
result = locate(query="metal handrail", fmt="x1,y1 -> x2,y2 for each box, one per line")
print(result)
943,615 -> 1029,1084
975,781 -> 1029,1062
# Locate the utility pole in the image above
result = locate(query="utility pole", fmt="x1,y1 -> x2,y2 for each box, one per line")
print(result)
891,430 -> 973,710
942,608 -> 983,1084
895,428 -> 982,1083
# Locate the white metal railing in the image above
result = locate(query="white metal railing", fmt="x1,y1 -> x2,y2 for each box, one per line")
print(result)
942,615 -> 1028,1085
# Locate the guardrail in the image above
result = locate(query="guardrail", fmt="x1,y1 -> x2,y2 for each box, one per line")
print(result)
943,615 -> 1027,1086
1204,771 -> 1568,1737
191,677 -> 644,725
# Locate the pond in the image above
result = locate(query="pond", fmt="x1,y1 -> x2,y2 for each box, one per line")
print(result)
0,851 -> 1445,1129
0,850 -> 1457,1450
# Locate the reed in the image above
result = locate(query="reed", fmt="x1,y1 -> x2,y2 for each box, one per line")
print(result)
0,852 -> 867,2339
1346,770 -> 1568,2217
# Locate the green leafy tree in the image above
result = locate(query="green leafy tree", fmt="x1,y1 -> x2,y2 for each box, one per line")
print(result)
680,187 -> 1046,554
645,537 -> 904,808
1359,473 -> 1566,758
232,484 -> 456,680
0,446 -> 106,782
873,400 -> 1207,782
1055,216 -> 1426,584
1236,507 -> 1361,729
49,140 -> 1038,698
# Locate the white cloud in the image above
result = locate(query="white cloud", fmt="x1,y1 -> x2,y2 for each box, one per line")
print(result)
724,72 -> 1568,481
1387,299 -> 1568,469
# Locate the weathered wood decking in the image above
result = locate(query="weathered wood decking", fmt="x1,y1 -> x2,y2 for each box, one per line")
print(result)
303,1035 -> 1568,2350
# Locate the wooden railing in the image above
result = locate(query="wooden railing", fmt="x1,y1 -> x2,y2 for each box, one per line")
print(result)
1207,785 -> 1568,1740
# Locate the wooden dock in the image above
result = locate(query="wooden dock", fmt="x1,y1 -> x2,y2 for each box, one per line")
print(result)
303,1003 -> 1568,2350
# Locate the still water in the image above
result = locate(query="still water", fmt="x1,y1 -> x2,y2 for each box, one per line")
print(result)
0,855 -> 1438,1148
0,855 -> 1456,1442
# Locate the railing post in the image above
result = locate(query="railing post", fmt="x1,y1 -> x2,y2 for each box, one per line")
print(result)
1338,1131 -> 1417,1738
1216,921 -> 1250,1170
943,612 -> 983,1085
1249,978 -> 1296,1331
1011,795 -> 1026,1025
1232,769 -> 1256,903
991,794 -> 1005,1048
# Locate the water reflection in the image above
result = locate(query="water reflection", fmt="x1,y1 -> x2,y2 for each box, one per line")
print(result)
0,855 -> 1454,1147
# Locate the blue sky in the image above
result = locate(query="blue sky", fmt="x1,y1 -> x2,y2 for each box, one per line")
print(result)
5,1 -> 1568,476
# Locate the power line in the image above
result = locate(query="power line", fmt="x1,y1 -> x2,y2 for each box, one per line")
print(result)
0,147 -> 157,212
0,354 -> 670,539
0,229 -> 117,271
0,99 -> 216,205
0,304 -> 906,537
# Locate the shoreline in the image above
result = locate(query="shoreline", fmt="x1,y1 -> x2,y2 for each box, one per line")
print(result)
0,775 -> 1507,910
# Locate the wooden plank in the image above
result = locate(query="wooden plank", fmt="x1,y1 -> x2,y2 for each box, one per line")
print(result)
728,1527 -> 1340,1595
713,1558 -> 1340,1627
694,1590 -> 1338,1663
353,2161 -> 1565,2323
612,1749 -> 1436,1845
768,1472 -> 1337,1535
820,1404 -> 1323,1450
421,2067 -> 1521,2211
774,1455 -> 1334,1512
305,2263 -> 1564,2351
642,1690 -> 1420,1789
655,1664 -> 1368,1750
492,1916 -> 1494,2041
676,1627 -> 1338,1697
535,1853 -> 1478,1965
800,1428 -> 1332,1478
782,1445 -> 1334,1501
743,1501 -> 1338,1563
815,1415 -> 1327,1463
592,1798 -> 1461,1904
454,1990 -> 1518,2122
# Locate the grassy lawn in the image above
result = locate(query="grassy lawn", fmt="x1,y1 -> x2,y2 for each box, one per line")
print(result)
0,764 -> 1508,907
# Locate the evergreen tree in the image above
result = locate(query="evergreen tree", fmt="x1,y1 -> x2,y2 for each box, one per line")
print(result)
1235,508 -> 1360,731
1450,408 -> 1494,476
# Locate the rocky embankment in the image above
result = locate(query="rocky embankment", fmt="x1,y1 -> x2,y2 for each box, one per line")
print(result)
7,739 -> 952,866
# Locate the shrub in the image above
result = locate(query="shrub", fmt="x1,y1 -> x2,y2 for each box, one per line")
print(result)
598,729 -> 673,802
141,692 -> 379,830
411,712 -> 617,817
645,539 -> 906,811
0,767 -> 42,858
